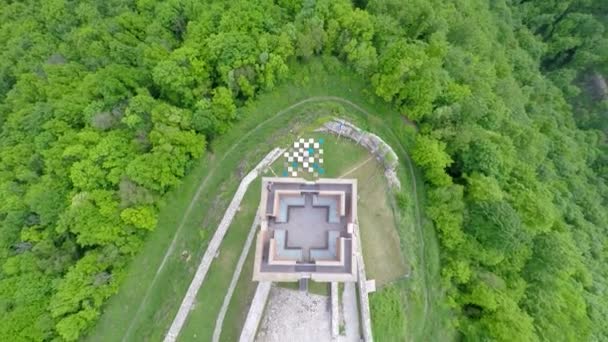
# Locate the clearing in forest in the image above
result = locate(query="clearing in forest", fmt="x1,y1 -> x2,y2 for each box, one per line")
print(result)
87,61 -> 447,342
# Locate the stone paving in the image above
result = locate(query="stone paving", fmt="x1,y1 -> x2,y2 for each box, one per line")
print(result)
331,282 -> 339,339
255,287 -> 331,342
339,282 -> 361,342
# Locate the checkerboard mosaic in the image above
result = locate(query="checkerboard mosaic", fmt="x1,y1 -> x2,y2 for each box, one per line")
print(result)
282,138 -> 325,178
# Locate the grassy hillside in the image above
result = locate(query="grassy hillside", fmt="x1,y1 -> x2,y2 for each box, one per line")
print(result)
0,0 -> 606,341
89,61 -> 443,341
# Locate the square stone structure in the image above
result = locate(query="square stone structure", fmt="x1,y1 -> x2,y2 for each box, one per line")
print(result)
253,177 -> 357,282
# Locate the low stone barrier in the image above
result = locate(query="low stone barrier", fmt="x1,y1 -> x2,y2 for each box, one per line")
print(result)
331,282 -> 339,339
164,148 -> 285,342
318,119 -> 401,190
212,210 -> 261,342
354,222 -> 374,342
239,281 -> 272,342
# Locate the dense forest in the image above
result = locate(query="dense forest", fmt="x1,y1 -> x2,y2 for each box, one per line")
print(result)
0,0 -> 606,341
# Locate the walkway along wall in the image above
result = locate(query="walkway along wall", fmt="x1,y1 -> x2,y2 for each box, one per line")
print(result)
163,148 -> 285,342
239,282 -> 273,342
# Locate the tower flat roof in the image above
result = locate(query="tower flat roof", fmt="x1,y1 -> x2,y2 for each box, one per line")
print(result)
253,177 -> 358,282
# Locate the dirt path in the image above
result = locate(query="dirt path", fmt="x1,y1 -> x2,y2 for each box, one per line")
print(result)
339,156 -> 374,178
119,96 -> 430,341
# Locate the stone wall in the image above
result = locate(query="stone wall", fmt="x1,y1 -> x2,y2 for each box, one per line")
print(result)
318,119 -> 401,190
164,148 -> 285,342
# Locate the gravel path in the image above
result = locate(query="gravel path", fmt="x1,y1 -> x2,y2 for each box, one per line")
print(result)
340,282 -> 361,342
256,287 -> 331,342
331,283 -> 339,338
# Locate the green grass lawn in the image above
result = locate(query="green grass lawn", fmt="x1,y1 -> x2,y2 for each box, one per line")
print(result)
276,281 -> 329,296
86,57 -> 451,342
178,179 -> 261,341
217,245 -> 257,342
352,160 -> 409,286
